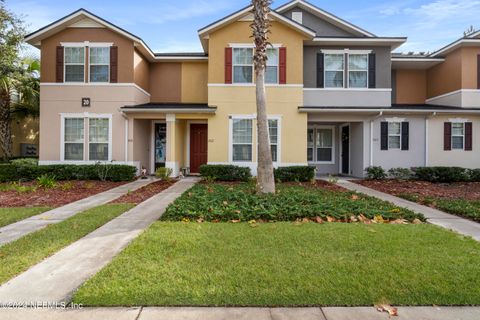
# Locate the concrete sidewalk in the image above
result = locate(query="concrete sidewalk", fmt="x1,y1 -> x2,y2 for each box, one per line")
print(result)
335,179 -> 480,241
0,178 -> 156,246
0,178 -> 199,304
1,306 -> 479,320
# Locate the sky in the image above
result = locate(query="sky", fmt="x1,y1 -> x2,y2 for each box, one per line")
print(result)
8,0 -> 480,56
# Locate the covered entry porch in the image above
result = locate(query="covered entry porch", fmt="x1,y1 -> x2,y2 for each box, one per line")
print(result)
121,103 -> 216,176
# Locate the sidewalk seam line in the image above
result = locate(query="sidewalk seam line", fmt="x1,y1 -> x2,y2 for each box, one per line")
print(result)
135,306 -> 143,320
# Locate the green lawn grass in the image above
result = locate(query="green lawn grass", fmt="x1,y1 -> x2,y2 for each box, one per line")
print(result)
0,207 -> 51,228
399,193 -> 480,222
0,203 -> 134,284
73,222 -> 480,306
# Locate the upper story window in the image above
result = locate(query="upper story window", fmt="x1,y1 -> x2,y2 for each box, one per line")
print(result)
64,47 -> 85,82
233,48 -> 253,83
324,54 -> 344,88
348,54 -> 368,88
232,47 -> 279,84
89,47 -> 110,82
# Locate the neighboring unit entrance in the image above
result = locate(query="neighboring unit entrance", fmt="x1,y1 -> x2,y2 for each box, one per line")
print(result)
154,123 -> 167,171
341,125 -> 350,175
190,124 -> 208,173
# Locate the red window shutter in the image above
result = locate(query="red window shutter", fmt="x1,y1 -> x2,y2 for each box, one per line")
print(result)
110,46 -> 118,83
465,122 -> 473,151
444,122 -> 452,151
225,47 -> 232,84
56,46 -> 64,83
279,47 -> 287,84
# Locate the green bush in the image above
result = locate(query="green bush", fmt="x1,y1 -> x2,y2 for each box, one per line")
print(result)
155,167 -> 173,181
365,166 -> 387,180
36,174 -> 57,188
413,167 -> 470,183
0,164 -> 136,182
388,167 -> 413,180
468,169 -> 480,182
162,183 -> 424,222
274,166 -> 315,182
199,165 -> 251,181
10,158 -> 38,166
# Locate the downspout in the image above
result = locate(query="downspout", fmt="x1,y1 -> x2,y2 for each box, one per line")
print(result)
369,111 -> 383,167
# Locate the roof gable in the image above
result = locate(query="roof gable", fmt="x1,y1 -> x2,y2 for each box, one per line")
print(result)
276,0 -> 375,37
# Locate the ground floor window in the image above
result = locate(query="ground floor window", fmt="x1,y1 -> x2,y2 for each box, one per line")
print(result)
62,114 -> 111,161
452,122 -> 465,150
307,127 -> 334,163
388,122 -> 401,149
268,119 -> 278,162
232,118 -> 253,161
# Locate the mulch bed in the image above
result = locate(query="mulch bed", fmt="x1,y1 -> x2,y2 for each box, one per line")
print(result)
355,179 -> 480,200
112,180 -> 176,204
0,180 -> 126,208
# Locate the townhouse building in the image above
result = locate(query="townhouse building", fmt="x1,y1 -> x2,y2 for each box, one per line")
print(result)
25,0 -> 480,177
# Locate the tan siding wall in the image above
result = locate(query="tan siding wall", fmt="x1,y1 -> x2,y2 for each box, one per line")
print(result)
207,21 -> 306,84
0,118 -> 39,158
133,49 -> 150,92
395,69 -> 426,104
149,63 -> 182,102
41,28 -> 134,83
461,47 -> 480,89
427,48 -> 462,98
181,62 -> 208,103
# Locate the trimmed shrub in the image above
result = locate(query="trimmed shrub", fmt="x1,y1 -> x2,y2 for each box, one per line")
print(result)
10,158 -> 38,166
413,167 -> 470,183
0,164 -> 136,182
388,167 -> 413,180
365,166 -> 387,180
468,169 -> 480,182
155,167 -> 173,181
199,164 -> 251,181
274,166 -> 315,182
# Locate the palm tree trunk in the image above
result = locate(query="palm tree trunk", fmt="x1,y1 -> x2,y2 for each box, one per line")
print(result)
252,0 -> 275,194
0,89 -> 13,161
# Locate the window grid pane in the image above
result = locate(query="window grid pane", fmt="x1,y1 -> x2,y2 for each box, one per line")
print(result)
314,128 -> 333,162
64,118 -> 84,143
325,54 -> 344,88
232,119 -> 253,162
89,47 -> 109,82
65,143 -> 84,161
65,47 -> 84,82
89,118 -> 109,143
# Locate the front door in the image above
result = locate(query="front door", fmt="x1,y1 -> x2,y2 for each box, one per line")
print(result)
341,125 -> 350,175
190,124 -> 208,173
154,123 -> 167,171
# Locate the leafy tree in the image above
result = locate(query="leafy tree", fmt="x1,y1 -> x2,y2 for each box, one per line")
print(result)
251,0 -> 275,194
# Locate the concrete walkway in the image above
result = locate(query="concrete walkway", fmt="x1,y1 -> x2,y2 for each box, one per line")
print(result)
0,178 -> 198,304
335,179 -> 480,241
1,306 -> 480,320
0,178 -> 156,246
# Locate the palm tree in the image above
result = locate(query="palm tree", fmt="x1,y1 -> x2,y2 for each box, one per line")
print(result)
251,0 -> 275,194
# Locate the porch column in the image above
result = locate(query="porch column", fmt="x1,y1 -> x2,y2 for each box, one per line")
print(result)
166,114 -> 179,177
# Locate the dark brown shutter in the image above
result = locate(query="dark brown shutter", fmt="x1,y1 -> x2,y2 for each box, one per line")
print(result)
279,47 -> 287,84
225,47 -> 232,84
56,46 -> 64,83
401,122 -> 409,151
368,53 -> 376,89
316,53 -> 324,88
381,122 -> 388,150
477,55 -> 480,89
444,122 -> 452,151
465,122 -> 473,151
110,46 -> 118,83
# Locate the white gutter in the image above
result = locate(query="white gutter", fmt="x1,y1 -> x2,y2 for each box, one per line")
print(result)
121,108 -> 217,114
298,108 -> 480,114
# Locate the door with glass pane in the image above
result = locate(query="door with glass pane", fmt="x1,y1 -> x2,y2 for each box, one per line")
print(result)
154,123 -> 167,170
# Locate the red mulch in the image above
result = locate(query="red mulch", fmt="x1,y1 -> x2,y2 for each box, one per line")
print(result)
111,180 -> 176,204
355,179 -> 480,200
0,180 -> 126,208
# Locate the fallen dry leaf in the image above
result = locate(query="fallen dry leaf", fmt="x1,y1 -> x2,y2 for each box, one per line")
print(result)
196,218 -> 204,223
351,194 -> 359,201
230,219 -> 240,223
373,215 -> 385,224
326,216 -> 336,222
375,304 -> 398,316
314,216 -> 324,224
413,218 -> 423,224
389,219 -> 407,224
350,215 -> 358,222
302,217 -> 311,223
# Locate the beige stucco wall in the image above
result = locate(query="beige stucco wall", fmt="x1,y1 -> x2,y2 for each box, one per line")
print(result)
39,84 -> 149,162
428,115 -> 480,168
181,62 -> 208,103
427,48 -> 462,99
207,20 -> 306,84
149,63 -> 182,102
41,28 -> 135,83
395,69 -> 426,104
134,49 -> 150,92
207,86 -> 307,165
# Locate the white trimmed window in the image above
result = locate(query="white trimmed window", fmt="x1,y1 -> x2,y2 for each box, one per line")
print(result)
307,128 -> 314,161
232,119 -> 253,161
233,48 -> 253,83
268,119 -> 278,162
307,127 -> 334,163
452,122 -> 465,149
388,122 -> 401,149
64,118 -> 84,160
64,47 -> 85,82
89,47 -> 110,82
348,54 -> 368,88
324,54 -> 344,88
265,48 -> 279,84
89,118 -> 110,160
